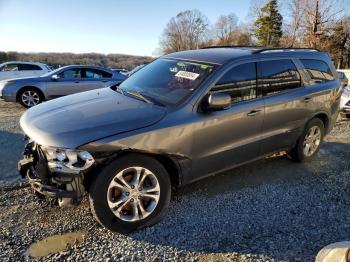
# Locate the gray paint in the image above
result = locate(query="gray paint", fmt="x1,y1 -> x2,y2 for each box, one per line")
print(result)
20,48 -> 342,185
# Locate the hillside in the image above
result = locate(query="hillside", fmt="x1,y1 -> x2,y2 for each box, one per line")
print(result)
0,51 -> 153,70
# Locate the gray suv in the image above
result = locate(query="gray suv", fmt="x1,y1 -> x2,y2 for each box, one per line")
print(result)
18,47 -> 342,233
0,65 -> 126,108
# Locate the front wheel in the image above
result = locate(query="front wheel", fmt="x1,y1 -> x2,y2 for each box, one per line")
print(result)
18,88 -> 44,108
89,154 -> 171,233
288,118 -> 324,162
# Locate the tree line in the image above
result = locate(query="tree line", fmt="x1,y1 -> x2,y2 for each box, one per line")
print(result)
0,51 -> 152,70
1,0 -> 348,69
160,0 -> 350,69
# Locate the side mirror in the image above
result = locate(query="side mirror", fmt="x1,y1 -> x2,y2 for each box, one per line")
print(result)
51,74 -> 60,80
205,93 -> 231,111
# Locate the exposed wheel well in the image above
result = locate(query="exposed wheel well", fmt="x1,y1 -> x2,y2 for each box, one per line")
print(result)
89,151 -> 181,189
16,86 -> 45,102
313,113 -> 329,132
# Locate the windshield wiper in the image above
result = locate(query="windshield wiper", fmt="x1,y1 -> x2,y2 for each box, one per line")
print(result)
125,90 -> 153,104
114,86 -> 125,95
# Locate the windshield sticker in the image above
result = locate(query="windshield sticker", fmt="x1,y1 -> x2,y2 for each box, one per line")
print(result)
175,71 -> 200,80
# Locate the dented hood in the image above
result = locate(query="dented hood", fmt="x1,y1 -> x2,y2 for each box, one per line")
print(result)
20,88 -> 166,148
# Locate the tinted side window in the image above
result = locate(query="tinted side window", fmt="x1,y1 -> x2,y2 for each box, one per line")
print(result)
211,63 -> 257,104
18,64 -> 42,71
60,69 -> 81,79
258,59 -> 301,96
300,59 -> 335,83
84,69 -> 112,79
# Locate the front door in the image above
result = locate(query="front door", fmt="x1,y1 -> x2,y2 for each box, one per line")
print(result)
46,68 -> 86,98
191,62 -> 265,180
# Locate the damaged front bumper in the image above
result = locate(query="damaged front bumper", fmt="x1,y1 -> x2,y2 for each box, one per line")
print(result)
18,140 -> 94,206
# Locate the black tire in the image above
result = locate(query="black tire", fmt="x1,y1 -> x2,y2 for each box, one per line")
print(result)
18,87 -> 44,108
89,154 -> 171,233
288,118 -> 325,162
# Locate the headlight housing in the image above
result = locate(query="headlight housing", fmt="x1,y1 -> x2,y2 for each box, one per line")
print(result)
42,146 -> 94,174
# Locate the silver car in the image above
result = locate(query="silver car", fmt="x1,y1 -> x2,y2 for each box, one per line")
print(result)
0,65 -> 126,108
340,85 -> 350,118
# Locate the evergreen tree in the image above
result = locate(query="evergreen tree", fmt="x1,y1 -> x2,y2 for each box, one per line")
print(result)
254,0 -> 283,47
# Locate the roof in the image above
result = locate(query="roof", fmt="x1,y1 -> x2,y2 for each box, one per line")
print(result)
163,47 -> 326,65
0,61 -> 48,66
163,48 -> 254,65
57,65 -> 112,72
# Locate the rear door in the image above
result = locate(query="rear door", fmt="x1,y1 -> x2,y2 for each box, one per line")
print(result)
0,63 -> 21,80
191,62 -> 265,178
258,58 -> 314,155
80,68 -> 113,91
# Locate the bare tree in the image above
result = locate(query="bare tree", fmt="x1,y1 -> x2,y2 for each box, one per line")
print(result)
160,10 -> 209,54
282,0 -> 345,48
281,0 -> 304,47
214,14 -> 238,45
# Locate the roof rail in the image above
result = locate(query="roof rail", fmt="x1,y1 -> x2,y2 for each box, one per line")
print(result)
200,45 -> 263,49
252,47 -> 319,54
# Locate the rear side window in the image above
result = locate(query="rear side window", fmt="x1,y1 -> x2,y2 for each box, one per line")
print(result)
300,59 -> 334,83
84,69 -> 112,79
1,64 -> 19,71
18,64 -> 42,71
258,59 -> 301,96
211,62 -> 257,104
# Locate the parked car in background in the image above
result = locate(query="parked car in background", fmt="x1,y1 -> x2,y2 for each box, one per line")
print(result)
340,85 -> 350,118
125,64 -> 146,77
0,65 -> 126,108
18,47 -> 341,233
111,68 -> 128,75
337,71 -> 348,88
0,61 -> 51,81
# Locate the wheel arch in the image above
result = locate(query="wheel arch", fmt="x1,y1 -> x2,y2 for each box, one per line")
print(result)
16,86 -> 45,102
86,150 -> 182,190
311,112 -> 330,133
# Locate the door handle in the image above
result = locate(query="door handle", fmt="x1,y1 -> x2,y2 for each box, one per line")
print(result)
102,80 -> 108,83
247,109 -> 262,116
75,80 -> 80,83
303,97 -> 312,103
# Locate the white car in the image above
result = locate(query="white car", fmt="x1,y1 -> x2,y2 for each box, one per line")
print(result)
340,86 -> 350,118
0,61 -> 51,81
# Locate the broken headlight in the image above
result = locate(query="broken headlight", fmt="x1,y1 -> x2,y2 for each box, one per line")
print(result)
41,146 -> 94,175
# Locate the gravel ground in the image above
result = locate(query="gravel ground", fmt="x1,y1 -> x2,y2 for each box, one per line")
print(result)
0,100 -> 350,262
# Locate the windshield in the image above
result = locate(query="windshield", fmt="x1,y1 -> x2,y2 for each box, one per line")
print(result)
118,58 -> 215,106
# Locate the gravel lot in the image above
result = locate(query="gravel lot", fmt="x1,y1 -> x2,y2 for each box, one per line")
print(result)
0,100 -> 350,262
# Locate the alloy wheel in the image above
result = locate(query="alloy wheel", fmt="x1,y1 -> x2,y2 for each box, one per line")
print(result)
107,167 -> 160,222
21,90 -> 40,107
303,126 -> 321,157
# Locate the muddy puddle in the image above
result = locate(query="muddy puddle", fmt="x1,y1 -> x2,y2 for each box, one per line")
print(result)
25,230 -> 86,258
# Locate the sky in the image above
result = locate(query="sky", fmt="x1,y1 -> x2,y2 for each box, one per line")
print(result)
0,0 -> 252,56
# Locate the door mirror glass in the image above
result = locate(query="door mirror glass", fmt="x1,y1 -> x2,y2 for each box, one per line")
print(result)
205,93 -> 231,111
51,74 -> 60,80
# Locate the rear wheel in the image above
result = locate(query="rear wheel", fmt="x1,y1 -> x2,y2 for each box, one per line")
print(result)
18,88 -> 44,108
89,154 -> 171,233
288,118 -> 324,162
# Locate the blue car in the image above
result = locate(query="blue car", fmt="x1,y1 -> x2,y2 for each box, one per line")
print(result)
0,65 -> 126,108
